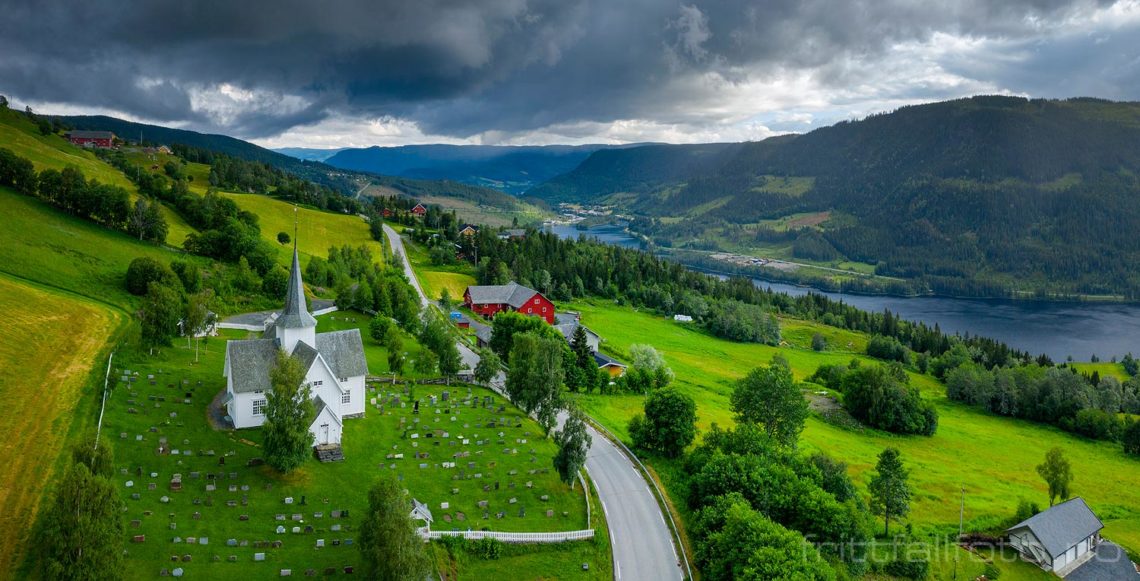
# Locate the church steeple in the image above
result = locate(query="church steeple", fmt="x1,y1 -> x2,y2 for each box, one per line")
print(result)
274,224 -> 318,354
277,246 -> 317,331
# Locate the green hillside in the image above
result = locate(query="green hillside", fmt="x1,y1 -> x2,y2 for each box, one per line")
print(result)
529,97 -> 1140,299
0,109 -> 196,246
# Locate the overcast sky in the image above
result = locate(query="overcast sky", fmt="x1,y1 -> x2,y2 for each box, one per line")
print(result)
2,0 -> 1138,148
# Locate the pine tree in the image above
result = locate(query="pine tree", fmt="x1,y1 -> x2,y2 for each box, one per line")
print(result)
263,351 -> 315,473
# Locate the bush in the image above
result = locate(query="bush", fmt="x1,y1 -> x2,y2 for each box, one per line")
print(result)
811,332 -> 827,352
1064,408 -> 1122,441
867,334 -> 911,364
1123,419 -> 1140,456
884,557 -> 929,580
473,536 -> 502,560
126,257 -> 178,296
842,364 -> 938,436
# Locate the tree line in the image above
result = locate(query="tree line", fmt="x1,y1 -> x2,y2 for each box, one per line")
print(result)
0,148 -> 168,243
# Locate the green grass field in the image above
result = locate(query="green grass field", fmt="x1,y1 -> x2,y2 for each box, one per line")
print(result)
561,299 -> 1140,560
0,111 -> 196,246
0,275 -> 124,574
0,186 -> 191,308
218,193 -> 384,270
363,187 -> 551,228
401,239 -> 477,303
106,313 -> 595,578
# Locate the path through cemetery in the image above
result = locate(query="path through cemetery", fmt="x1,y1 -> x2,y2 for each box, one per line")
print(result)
385,224 -> 684,581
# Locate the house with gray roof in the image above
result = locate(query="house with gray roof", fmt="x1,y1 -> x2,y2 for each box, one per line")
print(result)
223,246 -> 368,449
1007,497 -> 1105,574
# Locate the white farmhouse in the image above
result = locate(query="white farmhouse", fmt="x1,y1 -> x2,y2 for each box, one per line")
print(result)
222,247 -> 367,449
1007,497 -> 1103,574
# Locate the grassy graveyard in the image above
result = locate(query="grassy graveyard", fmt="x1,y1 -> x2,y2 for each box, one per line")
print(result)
104,313 -> 600,579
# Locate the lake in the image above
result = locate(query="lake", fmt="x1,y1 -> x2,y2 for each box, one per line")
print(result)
547,223 -> 1140,361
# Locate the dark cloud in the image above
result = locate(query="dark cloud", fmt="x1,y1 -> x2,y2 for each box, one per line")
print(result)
0,0 -> 1131,141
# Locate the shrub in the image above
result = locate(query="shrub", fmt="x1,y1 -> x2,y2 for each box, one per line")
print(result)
473,537 -> 502,560
125,257 -> 178,296
884,556 -> 929,580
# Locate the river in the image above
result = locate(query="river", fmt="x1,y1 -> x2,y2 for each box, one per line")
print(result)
546,223 -> 1140,361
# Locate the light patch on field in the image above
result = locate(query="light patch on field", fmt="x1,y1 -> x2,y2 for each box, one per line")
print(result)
751,175 -> 816,197
421,271 -> 477,303
0,276 -> 121,573
220,193 -> 385,269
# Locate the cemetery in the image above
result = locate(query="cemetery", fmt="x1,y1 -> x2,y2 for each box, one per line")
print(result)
103,312 -> 607,579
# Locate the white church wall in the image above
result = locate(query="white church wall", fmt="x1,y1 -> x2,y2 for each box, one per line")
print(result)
341,375 -> 366,417
231,391 -> 269,429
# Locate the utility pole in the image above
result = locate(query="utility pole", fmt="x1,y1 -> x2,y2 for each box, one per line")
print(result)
954,486 -> 964,579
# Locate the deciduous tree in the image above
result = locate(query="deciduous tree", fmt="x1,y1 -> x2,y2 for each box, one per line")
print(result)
730,362 -> 808,448
263,351 -> 315,473
553,404 -> 592,487
358,476 -> 430,581
474,348 -> 501,386
629,387 -> 696,458
35,461 -> 123,580
1036,447 -> 1073,506
506,332 -> 564,420
868,447 -> 910,536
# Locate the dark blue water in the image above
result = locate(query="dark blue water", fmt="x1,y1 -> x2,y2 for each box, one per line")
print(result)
547,224 -> 1140,361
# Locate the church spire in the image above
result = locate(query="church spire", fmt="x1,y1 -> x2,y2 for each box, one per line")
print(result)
275,241 -> 317,330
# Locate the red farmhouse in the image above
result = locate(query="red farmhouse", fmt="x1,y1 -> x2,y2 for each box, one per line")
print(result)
65,130 -> 116,148
463,282 -> 555,324
411,203 -> 427,216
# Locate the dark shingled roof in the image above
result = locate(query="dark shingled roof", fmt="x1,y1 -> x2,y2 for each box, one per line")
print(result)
1007,497 -> 1104,559
226,339 -> 279,394
275,247 -> 317,330
465,282 -> 539,308
292,341 -> 319,373
315,329 -> 367,379
594,352 -> 626,368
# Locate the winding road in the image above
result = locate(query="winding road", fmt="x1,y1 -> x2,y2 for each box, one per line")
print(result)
383,224 -> 684,580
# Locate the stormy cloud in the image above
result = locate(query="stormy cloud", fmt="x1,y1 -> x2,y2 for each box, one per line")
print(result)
0,0 -> 1136,145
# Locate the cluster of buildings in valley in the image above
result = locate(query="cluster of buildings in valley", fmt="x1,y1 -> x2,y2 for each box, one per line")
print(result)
708,251 -> 798,272
549,202 -> 626,225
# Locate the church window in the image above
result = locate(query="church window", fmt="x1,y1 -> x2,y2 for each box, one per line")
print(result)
312,380 -> 323,386
341,392 -> 351,404
252,399 -> 267,415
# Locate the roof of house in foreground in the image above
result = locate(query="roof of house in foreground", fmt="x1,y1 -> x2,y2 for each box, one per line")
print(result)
1007,497 -> 1103,559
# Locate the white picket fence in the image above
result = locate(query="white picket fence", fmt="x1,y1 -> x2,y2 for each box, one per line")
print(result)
417,528 -> 594,543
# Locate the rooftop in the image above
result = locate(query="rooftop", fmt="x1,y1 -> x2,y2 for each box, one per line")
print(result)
465,282 -> 540,309
1007,497 -> 1104,559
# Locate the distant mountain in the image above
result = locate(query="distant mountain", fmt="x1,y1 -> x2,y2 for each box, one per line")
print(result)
528,96 -> 1140,298
324,143 -> 647,194
274,147 -> 346,162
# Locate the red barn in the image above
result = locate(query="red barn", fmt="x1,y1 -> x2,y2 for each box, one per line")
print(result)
463,282 -> 555,324
411,203 -> 427,216
65,130 -> 116,148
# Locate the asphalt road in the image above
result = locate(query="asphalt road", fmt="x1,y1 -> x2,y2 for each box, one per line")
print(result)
383,224 -> 683,580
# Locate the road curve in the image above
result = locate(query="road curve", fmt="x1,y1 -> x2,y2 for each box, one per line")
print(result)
383,224 -> 683,580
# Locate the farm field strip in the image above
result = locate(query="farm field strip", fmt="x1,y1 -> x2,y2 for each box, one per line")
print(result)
0,274 -> 123,573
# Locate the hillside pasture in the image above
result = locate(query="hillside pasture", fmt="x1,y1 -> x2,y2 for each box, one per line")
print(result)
0,275 -> 123,573
218,193 -> 385,269
0,112 -> 196,246
563,299 -> 1140,556
0,186 -> 188,307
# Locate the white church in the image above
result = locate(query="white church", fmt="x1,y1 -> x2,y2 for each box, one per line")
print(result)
222,247 -> 368,448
